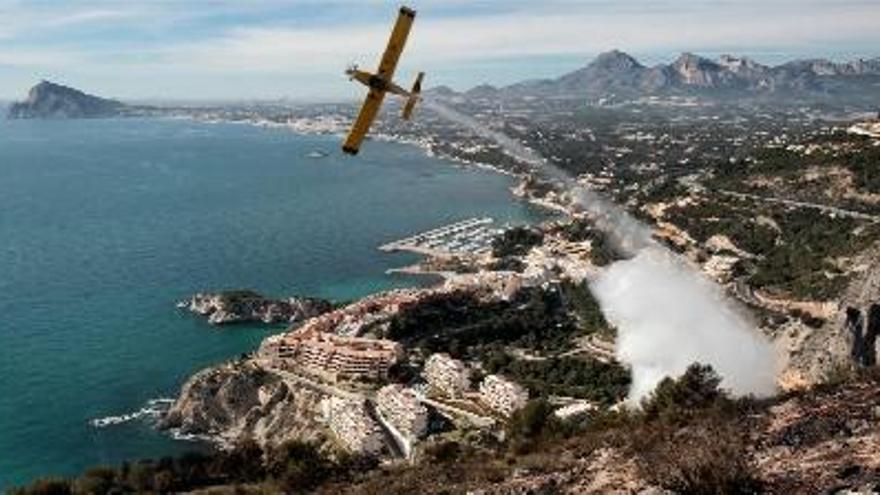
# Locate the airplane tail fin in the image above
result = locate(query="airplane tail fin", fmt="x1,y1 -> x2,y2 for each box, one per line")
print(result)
402,72 -> 424,120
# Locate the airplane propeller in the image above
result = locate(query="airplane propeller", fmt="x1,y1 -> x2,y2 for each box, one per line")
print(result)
345,62 -> 359,80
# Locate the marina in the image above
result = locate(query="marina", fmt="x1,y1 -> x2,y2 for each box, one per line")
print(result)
379,217 -> 503,257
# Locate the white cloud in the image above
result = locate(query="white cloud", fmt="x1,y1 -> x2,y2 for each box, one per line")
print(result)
0,48 -> 85,68
0,5 -> 144,36
50,9 -> 151,28
155,1 -> 880,74
1,0 -> 879,98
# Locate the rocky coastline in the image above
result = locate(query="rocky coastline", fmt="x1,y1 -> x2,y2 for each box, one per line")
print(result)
158,359 -> 327,449
179,290 -> 333,325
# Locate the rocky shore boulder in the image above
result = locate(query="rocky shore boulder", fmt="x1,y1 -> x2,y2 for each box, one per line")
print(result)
180,290 -> 333,325
159,360 -> 327,449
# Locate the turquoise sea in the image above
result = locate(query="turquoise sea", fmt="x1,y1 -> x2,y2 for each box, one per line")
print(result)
0,118 -> 543,488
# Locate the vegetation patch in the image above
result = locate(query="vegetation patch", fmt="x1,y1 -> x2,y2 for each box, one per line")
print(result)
491,226 -> 544,258
10,440 -> 374,495
482,351 -> 631,406
385,285 -> 583,357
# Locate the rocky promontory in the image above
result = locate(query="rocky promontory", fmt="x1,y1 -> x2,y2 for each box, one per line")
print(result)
179,290 -> 333,325
7,80 -> 127,119
158,360 -> 327,448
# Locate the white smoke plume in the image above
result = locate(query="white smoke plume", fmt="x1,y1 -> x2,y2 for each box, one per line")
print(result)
424,98 -> 779,401
592,248 -> 778,401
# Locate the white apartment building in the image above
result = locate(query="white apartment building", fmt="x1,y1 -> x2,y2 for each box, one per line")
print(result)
322,397 -> 385,455
423,353 -> 471,398
479,374 -> 529,417
375,384 -> 429,442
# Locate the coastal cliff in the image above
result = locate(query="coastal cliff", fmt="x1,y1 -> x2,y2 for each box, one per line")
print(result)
180,290 -> 333,325
159,360 -> 327,449
7,81 -> 127,119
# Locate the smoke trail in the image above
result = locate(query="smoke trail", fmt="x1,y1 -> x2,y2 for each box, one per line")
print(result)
422,99 -> 545,167
424,98 -> 778,400
422,99 -> 651,253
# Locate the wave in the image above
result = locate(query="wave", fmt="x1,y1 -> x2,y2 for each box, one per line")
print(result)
89,398 -> 175,428
168,430 -> 220,444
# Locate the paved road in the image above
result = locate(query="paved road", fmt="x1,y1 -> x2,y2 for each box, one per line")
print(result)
559,336 -> 616,363
717,189 -> 880,222
258,360 -> 366,401
364,401 -> 406,459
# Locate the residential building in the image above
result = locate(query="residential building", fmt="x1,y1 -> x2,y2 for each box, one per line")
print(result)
479,374 -> 529,416
265,327 -> 401,381
423,353 -> 470,398
322,397 -> 385,455
375,384 -> 429,442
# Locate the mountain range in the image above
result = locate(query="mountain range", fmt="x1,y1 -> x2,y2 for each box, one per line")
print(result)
437,50 -> 880,102
8,51 -> 880,119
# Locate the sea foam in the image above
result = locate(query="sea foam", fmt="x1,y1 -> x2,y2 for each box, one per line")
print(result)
89,398 -> 175,428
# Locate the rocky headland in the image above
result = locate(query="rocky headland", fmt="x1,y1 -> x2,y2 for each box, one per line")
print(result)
7,81 -> 128,119
179,290 -> 333,325
158,359 -> 327,449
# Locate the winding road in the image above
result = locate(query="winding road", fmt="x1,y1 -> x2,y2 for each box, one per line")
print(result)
717,189 -> 880,222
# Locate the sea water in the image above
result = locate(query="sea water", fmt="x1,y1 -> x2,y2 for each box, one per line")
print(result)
0,118 -> 543,487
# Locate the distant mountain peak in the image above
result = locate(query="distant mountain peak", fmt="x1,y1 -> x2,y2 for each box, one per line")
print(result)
425,85 -> 457,97
673,52 -> 717,69
9,80 -> 126,119
670,53 -> 727,87
28,80 -> 86,101
464,83 -> 500,98
590,50 -> 643,71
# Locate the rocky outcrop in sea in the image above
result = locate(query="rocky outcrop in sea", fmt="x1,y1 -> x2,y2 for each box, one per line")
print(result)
179,290 -> 333,325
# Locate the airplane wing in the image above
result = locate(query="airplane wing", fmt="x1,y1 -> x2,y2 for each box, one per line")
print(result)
342,88 -> 386,155
376,7 -> 415,80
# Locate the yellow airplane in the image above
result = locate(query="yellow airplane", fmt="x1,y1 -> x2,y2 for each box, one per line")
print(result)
342,6 -> 424,155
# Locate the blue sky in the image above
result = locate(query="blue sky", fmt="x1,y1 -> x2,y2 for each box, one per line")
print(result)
1,0 -> 879,101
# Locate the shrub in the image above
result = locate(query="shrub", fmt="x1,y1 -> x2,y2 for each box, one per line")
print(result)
71,467 -> 116,494
506,399 -> 557,454
218,439 -> 266,483
633,417 -> 762,494
266,441 -> 332,492
642,363 -> 726,423
629,364 -> 763,493
507,400 -> 555,440
820,361 -> 857,388
560,281 -> 613,336
424,440 -> 463,464
492,226 -> 543,258
9,478 -> 72,495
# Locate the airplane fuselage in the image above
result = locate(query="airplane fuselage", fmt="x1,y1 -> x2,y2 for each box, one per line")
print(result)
347,68 -> 409,97
341,6 -> 422,155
